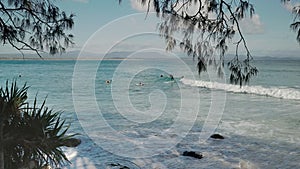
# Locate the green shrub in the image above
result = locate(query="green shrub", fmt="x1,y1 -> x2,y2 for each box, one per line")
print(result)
0,81 -> 79,169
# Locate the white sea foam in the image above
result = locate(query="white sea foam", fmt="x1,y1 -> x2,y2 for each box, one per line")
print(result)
180,78 -> 300,100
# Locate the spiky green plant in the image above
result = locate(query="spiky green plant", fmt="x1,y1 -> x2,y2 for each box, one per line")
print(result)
0,81 -> 78,169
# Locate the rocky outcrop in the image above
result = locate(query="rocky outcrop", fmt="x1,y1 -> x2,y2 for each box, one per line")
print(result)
210,134 -> 224,139
182,151 -> 203,159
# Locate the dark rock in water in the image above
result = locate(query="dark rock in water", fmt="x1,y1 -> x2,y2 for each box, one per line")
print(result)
182,151 -> 203,159
108,163 -> 130,169
210,134 -> 224,139
63,138 -> 81,147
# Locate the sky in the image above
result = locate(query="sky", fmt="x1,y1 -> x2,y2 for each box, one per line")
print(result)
1,0 -> 300,58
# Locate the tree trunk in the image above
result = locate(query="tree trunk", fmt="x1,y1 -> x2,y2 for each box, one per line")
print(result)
0,123 -> 4,169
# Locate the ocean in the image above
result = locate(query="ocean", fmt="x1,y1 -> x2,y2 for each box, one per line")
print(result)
0,57 -> 299,169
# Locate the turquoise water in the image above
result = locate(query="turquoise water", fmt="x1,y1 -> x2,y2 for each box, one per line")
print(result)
0,58 -> 299,168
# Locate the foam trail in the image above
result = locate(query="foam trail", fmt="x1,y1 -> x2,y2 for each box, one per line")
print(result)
180,78 -> 300,100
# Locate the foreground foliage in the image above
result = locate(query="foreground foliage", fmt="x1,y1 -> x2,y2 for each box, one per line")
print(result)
282,0 -> 300,44
121,0 -> 300,86
0,0 -> 74,57
0,81 -> 77,169
122,0 -> 260,86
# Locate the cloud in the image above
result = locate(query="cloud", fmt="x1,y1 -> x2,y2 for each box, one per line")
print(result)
130,0 -> 154,12
130,0 -> 263,34
240,14 -> 264,34
130,0 -> 219,23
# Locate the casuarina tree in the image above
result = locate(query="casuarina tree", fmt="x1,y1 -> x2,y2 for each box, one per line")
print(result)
0,0 -> 74,57
121,0 -> 300,86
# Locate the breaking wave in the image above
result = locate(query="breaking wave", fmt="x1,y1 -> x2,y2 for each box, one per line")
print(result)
180,78 -> 300,100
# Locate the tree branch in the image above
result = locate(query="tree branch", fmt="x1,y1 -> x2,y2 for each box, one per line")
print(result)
0,0 -> 74,57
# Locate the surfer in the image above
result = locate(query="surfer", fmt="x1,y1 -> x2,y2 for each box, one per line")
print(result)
105,80 -> 111,84
169,74 -> 174,80
136,82 -> 144,86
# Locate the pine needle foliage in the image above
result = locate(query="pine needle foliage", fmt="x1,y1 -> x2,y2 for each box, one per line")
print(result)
0,0 -> 75,57
121,0 -> 300,86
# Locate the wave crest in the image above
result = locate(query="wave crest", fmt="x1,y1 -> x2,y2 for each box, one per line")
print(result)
180,78 -> 300,100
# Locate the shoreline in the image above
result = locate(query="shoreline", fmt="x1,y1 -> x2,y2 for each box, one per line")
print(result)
0,57 -> 132,61
0,57 -> 186,61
